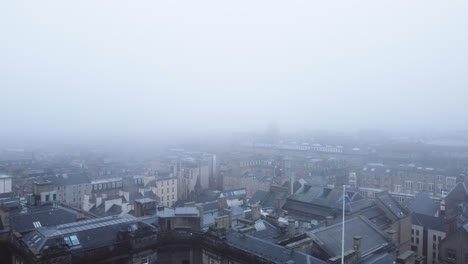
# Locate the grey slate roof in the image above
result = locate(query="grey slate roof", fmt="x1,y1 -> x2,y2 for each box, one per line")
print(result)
446,182 -> 468,202
22,214 -> 154,254
284,187 -> 374,219
44,173 -> 90,186
249,188 -> 289,209
407,192 -> 439,216
10,205 -> 87,233
376,192 -> 410,219
362,252 -> 395,264
226,230 -> 326,264
310,216 -> 391,258
249,190 -> 268,206
250,219 -> 282,241
412,213 -> 447,232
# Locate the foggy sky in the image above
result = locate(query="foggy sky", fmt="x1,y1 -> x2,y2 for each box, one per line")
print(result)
1,0 -> 468,144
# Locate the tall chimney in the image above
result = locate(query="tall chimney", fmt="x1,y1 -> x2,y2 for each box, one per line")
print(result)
196,205 -> 204,228
217,197 -> 227,214
290,172 -> 295,195
223,208 -> 232,228
288,219 -> 296,238
353,236 -> 362,259
387,229 -> 397,244
251,205 -> 261,221
276,198 -> 282,209
298,221 -> 304,233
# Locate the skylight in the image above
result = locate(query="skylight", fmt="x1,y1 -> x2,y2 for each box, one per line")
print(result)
64,235 -> 80,247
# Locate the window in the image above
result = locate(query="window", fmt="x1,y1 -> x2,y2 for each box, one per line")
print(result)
416,230 -> 419,236
416,238 -> 419,244
45,194 -> 49,201
167,188 -> 169,193
447,249 -> 456,261
53,194 -> 56,200
161,189 -> 164,194
433,243 -> 437,250
172,179 -> 175,185
434,235 -> 437,241
172,187 -> 174,192
393,185 -> 401,193
411,237 -> 414,243
418,182 -> 424,191
167,196 -> 169,201
172,195 -> 174,199
98,184 -> 102,190
93,185 -> 97,191
412,229 -> 414,235
64,235 -> 80,247
405,181 -> 413,191
161,181 -> 164,186
429,183 -> 434,192
140,256 -> 150,264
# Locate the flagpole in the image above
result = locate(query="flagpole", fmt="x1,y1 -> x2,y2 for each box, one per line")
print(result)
341,184 -> 345,264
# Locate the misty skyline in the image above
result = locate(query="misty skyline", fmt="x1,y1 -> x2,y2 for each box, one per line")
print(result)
1,0 -> 468,144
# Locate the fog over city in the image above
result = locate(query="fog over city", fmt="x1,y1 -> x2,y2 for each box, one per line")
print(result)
1,0 -> 468,146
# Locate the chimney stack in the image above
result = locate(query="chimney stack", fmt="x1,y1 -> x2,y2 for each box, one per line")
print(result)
387,229 -> 397,244
196,205 -> 204,228
353,236 -> 362,259
251,205 -> 261,221
223,208 -> 232,228
298,221 -> 304,233
288,219 -> 296,238
217,197 -> 227,214
276,198 -> 282,209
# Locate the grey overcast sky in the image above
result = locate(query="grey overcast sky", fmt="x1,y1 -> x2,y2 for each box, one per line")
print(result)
1,0 -> 467,143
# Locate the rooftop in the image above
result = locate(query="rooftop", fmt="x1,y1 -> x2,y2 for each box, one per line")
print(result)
310,216 -> 391,258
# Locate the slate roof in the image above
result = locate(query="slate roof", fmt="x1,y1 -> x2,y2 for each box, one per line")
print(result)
361,252 -> 395,264
284,187 -> 374,219
412,213 -> 447,232
22,214 -> 155,254
446,182 -> 468,202
250,219 -> 282,241
376,192 -> 410,219
226,230 -> 326,264
196,201 -> 218,212
249,188 -> 289,209
407,192 -> 439,216
44,173 -> 90,186
156,207 -> 199,218
195,190 -> 221,203
10,205 -> 87,233
249,190 -> 268,206
309,216 -> 391,258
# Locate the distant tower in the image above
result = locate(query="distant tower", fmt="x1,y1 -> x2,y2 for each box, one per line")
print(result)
290,172 -> 295,195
